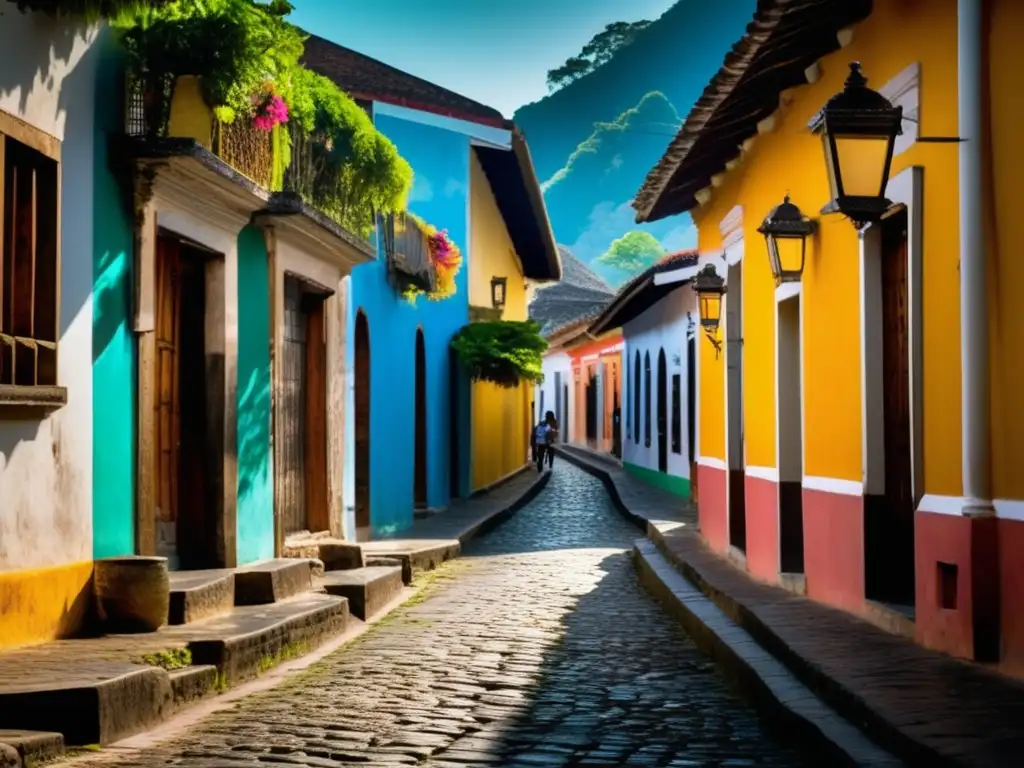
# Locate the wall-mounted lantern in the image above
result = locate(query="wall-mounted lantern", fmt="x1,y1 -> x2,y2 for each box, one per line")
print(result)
757,195 -> 817,284
809,62 -> 903,228
490,276 -> 507,310
691,263 -> 726,357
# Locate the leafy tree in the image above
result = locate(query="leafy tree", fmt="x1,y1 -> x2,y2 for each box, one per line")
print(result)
546,20 -> 651,92
596,230 -> 665,275
450,320 -> 547,389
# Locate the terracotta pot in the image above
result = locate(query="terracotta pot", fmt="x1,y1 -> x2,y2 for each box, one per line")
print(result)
94,556 -> 170,633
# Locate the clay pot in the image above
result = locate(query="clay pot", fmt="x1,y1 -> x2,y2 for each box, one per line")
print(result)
94,556 -> 170,633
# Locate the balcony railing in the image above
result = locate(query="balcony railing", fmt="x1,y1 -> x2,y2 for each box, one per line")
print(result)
380,211 -> 436,294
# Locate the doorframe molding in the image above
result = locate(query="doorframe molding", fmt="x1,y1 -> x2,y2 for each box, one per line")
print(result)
859,165 -> 924,503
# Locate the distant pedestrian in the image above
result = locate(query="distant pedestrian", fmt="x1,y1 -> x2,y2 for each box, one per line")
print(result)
543,410 -> 558,469
532,416 -> 553,472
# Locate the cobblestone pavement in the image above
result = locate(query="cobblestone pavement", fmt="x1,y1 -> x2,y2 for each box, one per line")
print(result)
71,463 -> 810,768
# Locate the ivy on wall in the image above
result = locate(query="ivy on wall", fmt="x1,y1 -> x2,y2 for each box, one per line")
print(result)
105,0 -> 412,236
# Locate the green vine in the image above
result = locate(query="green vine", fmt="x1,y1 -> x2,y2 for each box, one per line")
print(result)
450,320 -> 548,389
114,0 -> 413,236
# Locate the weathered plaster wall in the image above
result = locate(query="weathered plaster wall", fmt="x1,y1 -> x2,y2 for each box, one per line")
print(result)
344,110 -> 471,536
0,11 -> 103,648
236,226 -> 273,564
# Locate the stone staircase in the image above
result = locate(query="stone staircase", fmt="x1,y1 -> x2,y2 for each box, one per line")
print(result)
282,532 -> 405,621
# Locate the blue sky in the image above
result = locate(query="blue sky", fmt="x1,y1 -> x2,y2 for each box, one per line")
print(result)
289,0 -> 678,117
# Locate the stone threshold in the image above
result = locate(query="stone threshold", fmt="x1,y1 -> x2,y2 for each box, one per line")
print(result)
564,445 -> 1024,767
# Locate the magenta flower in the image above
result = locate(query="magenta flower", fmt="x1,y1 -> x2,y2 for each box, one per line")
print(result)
253,95 -> 289,132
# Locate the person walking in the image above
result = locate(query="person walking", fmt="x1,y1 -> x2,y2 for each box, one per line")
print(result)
532,417 -> 551,472
543,410 -> 558,470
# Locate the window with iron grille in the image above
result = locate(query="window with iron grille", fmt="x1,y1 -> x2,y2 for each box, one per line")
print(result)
1,132 -> 60,388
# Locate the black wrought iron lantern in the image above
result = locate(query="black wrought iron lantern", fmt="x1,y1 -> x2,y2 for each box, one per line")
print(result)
809,62 -> 903,227
691,263 -> 726,335
758,195 -> 817,284
490,276 -> 507,309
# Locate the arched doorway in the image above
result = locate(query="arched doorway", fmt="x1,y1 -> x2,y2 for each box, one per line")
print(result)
354,310 -> 371,537
414,328 -> 428,510
449,347 -> 460,499
657,348 -> 668,473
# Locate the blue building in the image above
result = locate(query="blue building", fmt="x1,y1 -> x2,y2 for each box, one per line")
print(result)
303,38 -> 561,538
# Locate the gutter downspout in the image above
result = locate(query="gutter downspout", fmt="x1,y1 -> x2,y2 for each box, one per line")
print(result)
958,0 -> 992,514
958,0 -> 1000,663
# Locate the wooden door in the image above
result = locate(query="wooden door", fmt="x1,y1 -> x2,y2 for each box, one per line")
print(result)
154,237 -> 182,559
277,276 -> 308,535
414,329 -> 428,509
881,215 -> 913,519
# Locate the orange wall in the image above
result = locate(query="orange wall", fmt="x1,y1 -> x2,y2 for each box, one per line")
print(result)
694,0 -> 961,491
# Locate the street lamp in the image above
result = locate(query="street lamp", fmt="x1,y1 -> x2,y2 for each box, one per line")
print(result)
809,62 -> 903,227
490,276 -> 507,310
757,195 -> 817,284
691,263 -> 726,356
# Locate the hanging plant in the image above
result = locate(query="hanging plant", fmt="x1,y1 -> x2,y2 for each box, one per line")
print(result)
450,320 -> 547,389
401,216 -> 462,304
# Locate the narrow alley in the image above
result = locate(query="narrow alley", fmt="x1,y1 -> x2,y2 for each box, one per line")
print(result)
68,464 -> 809,768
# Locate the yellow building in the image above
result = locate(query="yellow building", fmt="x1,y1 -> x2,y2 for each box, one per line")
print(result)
468,131 -> 560,490
633,0 -> 1024,675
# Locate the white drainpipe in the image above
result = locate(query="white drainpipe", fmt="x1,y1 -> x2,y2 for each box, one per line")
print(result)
958,0 -> 992,512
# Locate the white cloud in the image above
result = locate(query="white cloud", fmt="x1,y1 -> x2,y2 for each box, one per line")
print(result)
443,178 -> 466,197
567,200 -> 637,263
410,175 -> 433,203
659,223 -> 698,253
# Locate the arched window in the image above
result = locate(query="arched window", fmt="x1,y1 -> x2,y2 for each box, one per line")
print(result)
644,351 -> 652,448
633,350 -> 641,445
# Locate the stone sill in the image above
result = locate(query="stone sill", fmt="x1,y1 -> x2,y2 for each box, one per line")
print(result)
0,384 -> 68,419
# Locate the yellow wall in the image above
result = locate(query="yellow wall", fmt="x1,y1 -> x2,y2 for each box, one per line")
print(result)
988,0 -> 1024,501
693,0 -> 962,490
167,75 -> 214,149
469,150 -> 530,489
0,561 -> 93,650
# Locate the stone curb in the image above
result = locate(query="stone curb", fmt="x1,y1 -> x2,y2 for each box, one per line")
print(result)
632,540 -> 902,767
561,446 -> 916,767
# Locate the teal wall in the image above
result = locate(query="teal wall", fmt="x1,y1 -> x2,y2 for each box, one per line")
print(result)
236,226 -> 274,564
623,460 -> 691,499
92,36 -> 136,559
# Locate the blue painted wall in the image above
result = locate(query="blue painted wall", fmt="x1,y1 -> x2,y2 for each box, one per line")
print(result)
92,38 -> 136,559
236,226 -> 274,564
346,113 -> 472,536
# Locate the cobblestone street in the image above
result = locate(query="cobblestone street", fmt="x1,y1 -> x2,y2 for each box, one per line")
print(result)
71,463 -> 809,767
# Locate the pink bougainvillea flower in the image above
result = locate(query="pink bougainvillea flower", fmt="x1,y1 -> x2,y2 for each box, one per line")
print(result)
253,95 -> 289,132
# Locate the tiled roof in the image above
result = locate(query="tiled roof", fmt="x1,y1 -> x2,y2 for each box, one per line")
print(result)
589,249 -> 699,334
632,0 -> 872,223
302,35 -> 510,128
557,246 -> 614,294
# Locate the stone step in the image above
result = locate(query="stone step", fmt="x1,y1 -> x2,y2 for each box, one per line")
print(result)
233,558 -> 313,605
321,565 -> 404,620
168,569 -> 235,625
0,730 -> 64,767
284,537 -> 365,571
0,596 -> 348,747
186,593 -> 348,685
168,664 -> 219,708
361,539 -> 460,584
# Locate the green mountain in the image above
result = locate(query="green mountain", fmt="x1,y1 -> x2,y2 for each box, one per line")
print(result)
513,0 -> 756,283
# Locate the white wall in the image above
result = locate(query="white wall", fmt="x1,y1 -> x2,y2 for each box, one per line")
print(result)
621,286 -> 698,480
0,13 -> 102,570
536,350 -> 571,434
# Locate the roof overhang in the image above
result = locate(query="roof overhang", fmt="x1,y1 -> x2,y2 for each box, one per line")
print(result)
115,137 -> 373,266
473,129 -> 562,283
632,0 -> 873,223
589,255 -> 699,336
